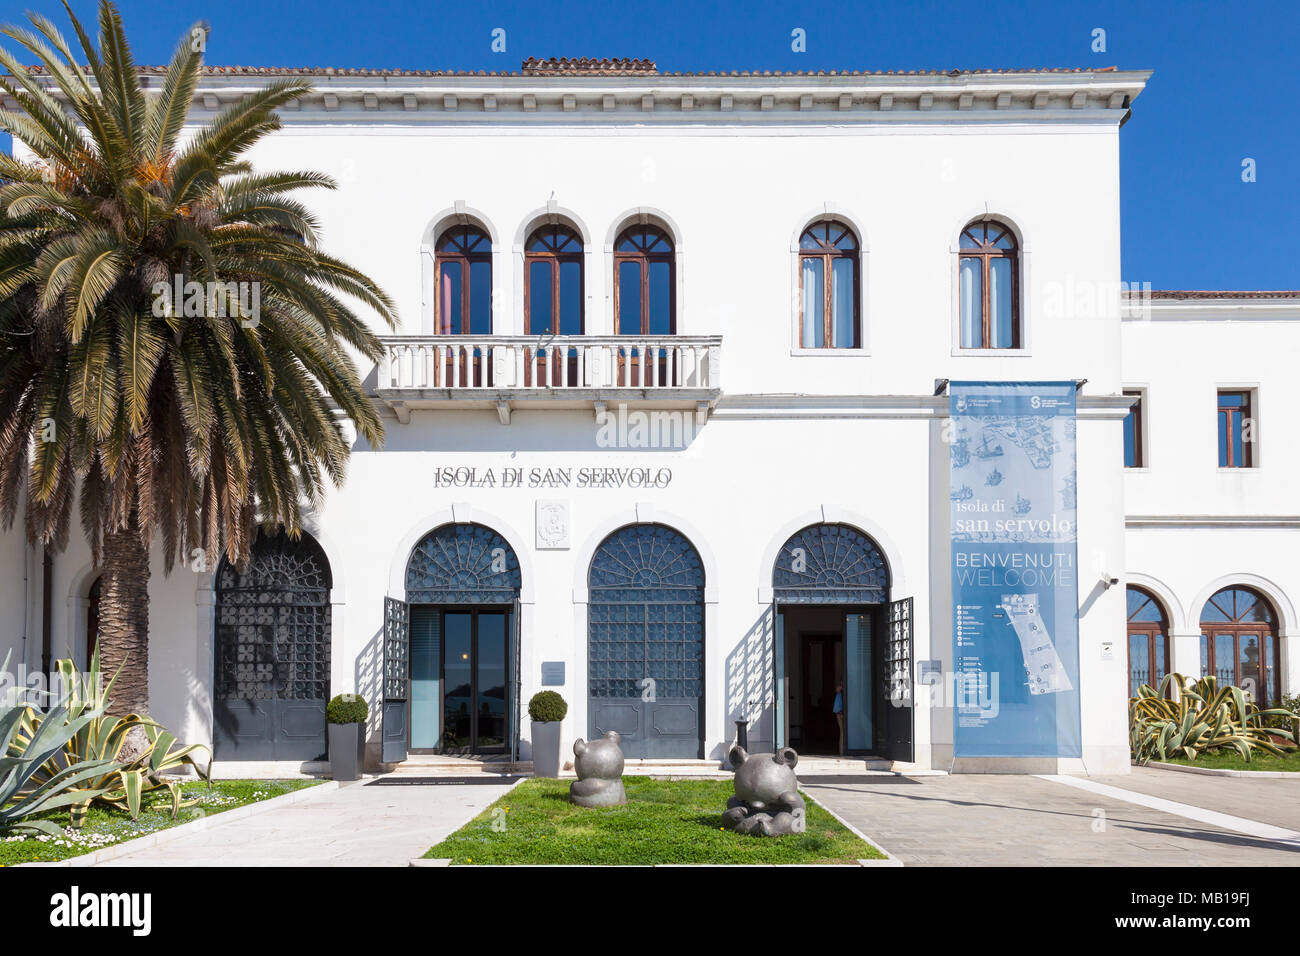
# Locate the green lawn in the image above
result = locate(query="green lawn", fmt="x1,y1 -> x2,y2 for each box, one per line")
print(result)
1156,749 -> 1300,772
0,778 -> 322,865
425,777 -> 882,865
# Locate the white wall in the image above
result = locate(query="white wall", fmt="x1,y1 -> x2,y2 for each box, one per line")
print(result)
1122,303 -> 1300,697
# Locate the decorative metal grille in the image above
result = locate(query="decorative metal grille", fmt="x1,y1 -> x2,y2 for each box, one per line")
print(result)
886,597 -> 913,705
384,597 -> 410,702
772,523 -> 890,604
215,531 -> 332,702
405,523 -> 522,604
588,524 -> 704,699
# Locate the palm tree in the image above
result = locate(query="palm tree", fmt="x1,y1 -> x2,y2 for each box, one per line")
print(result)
0,0 -> 396,738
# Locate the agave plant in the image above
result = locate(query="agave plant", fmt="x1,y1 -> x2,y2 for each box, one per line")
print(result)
1,698 -> 117,837
10,647 -> 211,826
1129,672 -> 1297,765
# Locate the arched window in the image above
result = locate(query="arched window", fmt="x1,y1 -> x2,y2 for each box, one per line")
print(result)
799,220 -> 859,348
86,575 -> 101,663
959,219 -> 1020,349
614,225 -> 675,335
1200,587 -> 1279,707
214,529 -> 332,760
524,223 -> 584,336
588,524 -> 704,759
772,524 -> 890,604
405,523 -> 522,604
434,224 -> 492,335
1127,586 -> 1169,697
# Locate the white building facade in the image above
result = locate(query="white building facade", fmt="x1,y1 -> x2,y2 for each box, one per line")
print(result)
3,60 -> 1295,775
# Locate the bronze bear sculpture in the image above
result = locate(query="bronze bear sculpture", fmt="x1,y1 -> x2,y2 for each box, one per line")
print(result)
569,731 -> 627,807
721,745 -> 806,836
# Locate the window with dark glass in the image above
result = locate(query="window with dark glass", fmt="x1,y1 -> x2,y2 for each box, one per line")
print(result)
524,223 -> 583,386
1127,586 -> 1168,697
614,225 -> 675,335
959,220 -> 1020,349
1199,587 -> 1278,706
1217,390 -> 1254,467
798,220 -> 859,349
1123,390 -> 1145,468
524,224 -> 584,336
434,225 -> 492,334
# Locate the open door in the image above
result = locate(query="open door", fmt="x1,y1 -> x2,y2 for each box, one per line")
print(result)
881,597 -> 914,762
509,598 -> 521,763
772,598 -> 786,749
382,596 -> 410,764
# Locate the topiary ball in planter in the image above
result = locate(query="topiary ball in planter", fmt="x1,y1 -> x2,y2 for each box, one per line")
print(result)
529,691 -> 567,778
327,693 -> 368,782
528,690 -> 568,723
327,693 -> 369,725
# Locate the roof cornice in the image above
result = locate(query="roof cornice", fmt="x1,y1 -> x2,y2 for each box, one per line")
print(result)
11,66 -> 1151,127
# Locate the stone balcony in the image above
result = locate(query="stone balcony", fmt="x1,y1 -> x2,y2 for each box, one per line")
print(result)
376,334 -> 722,424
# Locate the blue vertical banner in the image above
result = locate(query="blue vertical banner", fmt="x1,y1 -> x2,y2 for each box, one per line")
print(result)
949,382 -> 1081,757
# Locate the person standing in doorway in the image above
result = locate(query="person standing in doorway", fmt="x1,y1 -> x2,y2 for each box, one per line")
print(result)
833,682 -> 845,755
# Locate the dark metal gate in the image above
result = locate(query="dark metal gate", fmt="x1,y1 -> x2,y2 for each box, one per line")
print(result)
881,596 -> 914,761
382,596 -> 409,764
213,531 -> 332,760
588,524 -> 705,759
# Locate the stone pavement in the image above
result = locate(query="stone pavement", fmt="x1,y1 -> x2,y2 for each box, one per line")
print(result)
96,777 -> 518,867
804,768 -> 1300,866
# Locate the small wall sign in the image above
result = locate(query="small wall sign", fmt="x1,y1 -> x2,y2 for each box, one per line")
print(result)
541,661 -> 566,686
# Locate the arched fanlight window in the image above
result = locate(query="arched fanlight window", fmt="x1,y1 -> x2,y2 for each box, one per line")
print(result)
614,225 -> 675,335
1126,586 -> 1169,697
1200,587 -> 1279,707
524,223 -> 584,336
959,219 -> 1020,349
434,224 -> 491,335
799,220 -> 859,349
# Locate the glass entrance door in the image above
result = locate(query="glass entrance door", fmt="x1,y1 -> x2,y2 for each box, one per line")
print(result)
441,610 -> 508,752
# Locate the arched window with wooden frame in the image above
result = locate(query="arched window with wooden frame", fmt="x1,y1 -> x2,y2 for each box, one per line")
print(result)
434,224 -> 492,335
524,223 -> 584,386
613,223 -> 676,385
433,223 -> 493,386
1127,586 -> 1169,697
798,220 -> 860,349
614,224 -> 675,336
959,219 -> 1020,349
1199,587 -> 1280,707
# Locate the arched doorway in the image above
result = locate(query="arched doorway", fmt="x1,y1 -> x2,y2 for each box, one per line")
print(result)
587,524 -> 704,759
771,523 -> 911,759
397,523 -> 522,757
214,530 -> 332,760
1126,586 -> 1169,697
1199,586 -> 1280,707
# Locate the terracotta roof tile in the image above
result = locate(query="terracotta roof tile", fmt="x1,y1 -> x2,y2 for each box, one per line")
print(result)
18,63 -> 1127,79
1137,290 -> 1300,300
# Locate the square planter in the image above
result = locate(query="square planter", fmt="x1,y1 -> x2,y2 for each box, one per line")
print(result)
329,722 -> 362,781
531,720 -> 563,777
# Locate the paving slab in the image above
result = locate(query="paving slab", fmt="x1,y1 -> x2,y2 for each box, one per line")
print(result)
96,777 -> 516,867
1089,766 -> 1300,832
803,774 -> 1300,866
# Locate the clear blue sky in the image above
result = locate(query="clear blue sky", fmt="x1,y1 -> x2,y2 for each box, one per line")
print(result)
3,0 -> 1297,290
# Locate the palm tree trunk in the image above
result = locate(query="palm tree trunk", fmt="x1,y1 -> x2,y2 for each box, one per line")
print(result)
97,512 -> 151,748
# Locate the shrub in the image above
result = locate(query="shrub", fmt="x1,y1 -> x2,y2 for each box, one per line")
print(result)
528,691 -> 567,723
11,648 -> 211,827
1129,673 -> 1296,765
327,694 -> 369,725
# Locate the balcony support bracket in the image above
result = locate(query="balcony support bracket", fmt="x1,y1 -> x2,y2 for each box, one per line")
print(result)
496,400 -> 512,426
